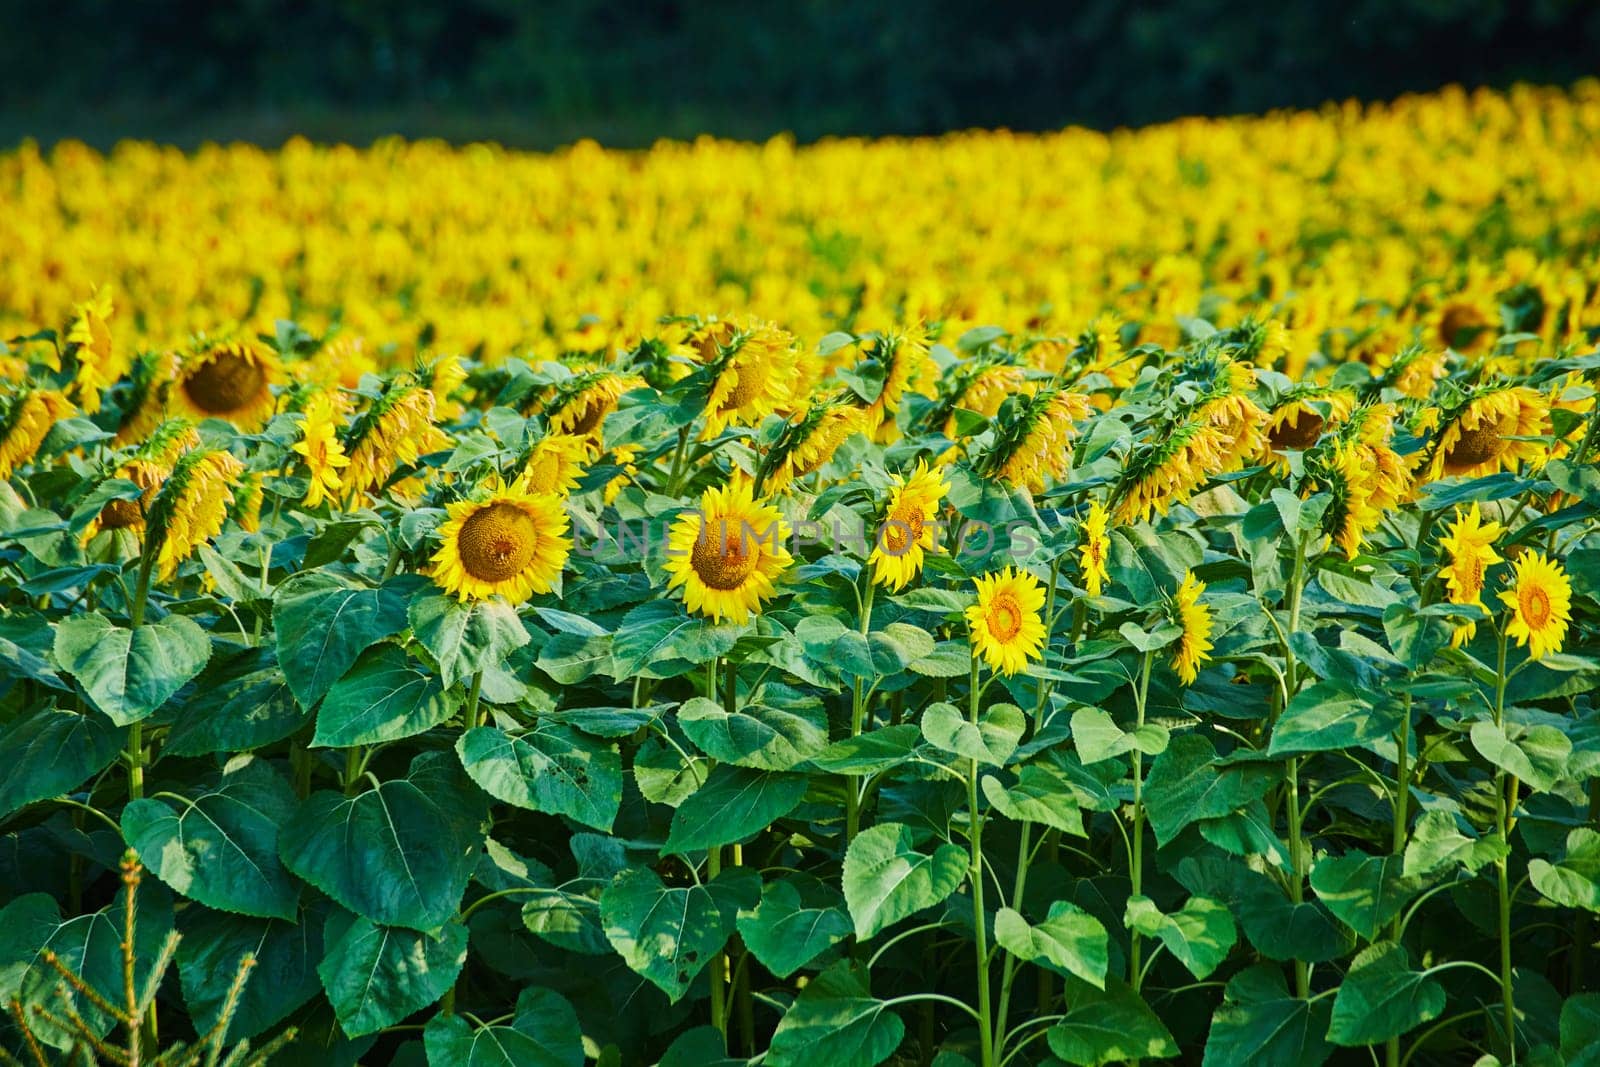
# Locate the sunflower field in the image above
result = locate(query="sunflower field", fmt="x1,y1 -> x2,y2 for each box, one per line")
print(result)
4,80 -> 1600,1067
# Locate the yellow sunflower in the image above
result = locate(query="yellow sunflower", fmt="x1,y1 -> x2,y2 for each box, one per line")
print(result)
1421,386 -> 1549,482
862,328 -> 940,440
292,391 -> 351,509
1079,498 -> 1111,597
168,340 -> 281,430
603,444 -> 640,505
1258,389 -> 1355,470
1425,281 -> 1500,356
698,319 -> 798,439
148,449 -> 245,580
0,388 -> 74,479
985,387 -> 1092,492
944,364 -> 1029,437
82,419 -> 203,544
63,287 -> 123,415
762,396 -> 864,494
342,382 -> 450,504
519,433 -> 591,497
966,566 -> 1048,677
540,370 -> 642,442
869,460 -> 950,591
1439,502 -> 1504,648
1389,347 -> 1448,401
1111,421 -> 1230,525
1194,360 -> 1266,472
431,479 -> 572,603
664,476 -> 792,623
1171,570 -> 1214,685
1498,551 -> 1572,661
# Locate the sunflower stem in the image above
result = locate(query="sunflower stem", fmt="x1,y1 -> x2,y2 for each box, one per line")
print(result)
465,670 -> 485,730
1493,623 -> 1518,1062
1283,530 -> 1310,998
1129,649 -> 1153,996
846,577 -> 876,843
1034,555 -> 1061,717
968,654 -> 996,1067
125,551 -> 156,802
707,843 -> 727,1040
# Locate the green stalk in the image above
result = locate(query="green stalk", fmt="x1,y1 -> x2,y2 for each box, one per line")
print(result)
1129,649 -> 1153,993
465,669 -> 485,730
126,551 -> 156,801
707,843 -> 727,1040
723,659 -> 754,1055
968,655 -> 996,1067
1034,556 -> 1061,716
1387,691 -> 1412,1067
1282,531 -> 1310,998
994,822 -> 1032,1058
846,577 -> 876,843
1492,625 -> 1517,1061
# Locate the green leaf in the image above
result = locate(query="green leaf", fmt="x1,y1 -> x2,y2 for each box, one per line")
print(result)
981,765 -> 1086,836
1403,810 -> 1508,878
409,595 -> 531,690
1072,706 -> 1167,764
610,601 -> 743,679
279,751 -> 486,931
1309,853 -> 1426,941
599,867 -> 726,1002
317,911 -> 467,1038
521,888 -> 610,956
920,701 -> 1024,766
53,612 -> 211,725
272,571 -> 413,709
1470,721 -> 1571,792
1203,965 -> 1333,1067
0,707 -> 124,819
1327,942 -> 1445,1046
1529,828 -> 1600,913
1046,978 -> 1178,1066
1562,993 -> 1600,1067
1268,681 -> 1404,757
736,877 -> 852,979
866,622 -> 937,674
808,725 -> 922,775
456,723 -> 622,832
536,632 -> 612,685
1144,734 -> 1276,847
767,960 -> 905,1067
664,766 -> 808,854
1236,880 -> 1351,964
660,1027 -> 744,1067
163,651 -> 306,756
176,905 -> 323,1043
313,643 -> 459,747
1124,895 -> 1236,979
123,758 -> 300,920
842,822 -> 968,939
994,902 -> 1109,988
678,694 -> 829,770
422,987 -> 584,1067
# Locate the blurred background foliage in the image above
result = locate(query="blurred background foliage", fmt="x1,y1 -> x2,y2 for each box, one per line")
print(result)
2,0 -> 1597,147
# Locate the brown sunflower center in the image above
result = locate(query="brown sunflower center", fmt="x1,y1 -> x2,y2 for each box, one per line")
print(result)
1438,304 -> 1489,350
881,505 -> 925,555
988,594 -> 1023,642
99,498 -> 144,530
1520,584 -> 1552,629
1268,410 -> 1324,451
565,398 -> 607,436
723,360 -> 772,411
458,502 -> 540,583
183,351 -> 266,414
691,523 -> 760,590
1443,422 -> 1507,472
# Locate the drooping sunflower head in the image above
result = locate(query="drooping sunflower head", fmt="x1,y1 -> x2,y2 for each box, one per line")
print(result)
869,459 -> 950,591
0,387 -> 74,480
1427,285 -> 1500,356
1386,345 -> 1449,401
862,327 -> 939,438
1311,442 -> 1384,560
664,475 -> 793,624
981,386 -> 1092,492
168,339 -> 281,430
1259,387 -> 1356,468
1110,420 -> 1229,525
342,380 -> 450,504
229,472 -> 265,533
700,319 -> 798,439
307,335 -> 380,391
1191,358 -> 1266,472
1079,498 -> 1112,597
518,433 -> 592,497
940,362 -> 1030,438
82,418 -> 201,544
1497,550 -> 1572,661
761,394 -> 866,494
1422,385 -> 1550,482
431,478 -> 572,604
539,370 -> 642,442
1170,570 -> 1214,686
63,287 -> 122,415
147,448 -> 245,580
965,565 -> 1048,677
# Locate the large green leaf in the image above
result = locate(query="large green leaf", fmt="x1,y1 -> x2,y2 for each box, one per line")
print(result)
422,987 -> 584,1067
1469,721 -> 1572,793
313,642 -> 459,747
663,766 -> 807,854
1403,810 -> 1508,878
981,764 -> 1086,836
1309,853 -> 1426,941
123,758 -> 300,920
766,960 -> 905,1067
1124,894 -> 1237,979
456,722 -> 622,832
921,701 -> 1025,766
1203,965 -> 1333,1067
521,888 -> 610,956
1235,880 -> 1351,963
1071,706 -> 1168,765
609,600 -> 743,679
736,877 -> 852,979
1529,828 -> 1600,912
163,650 -> 306,756
842,822 -> 968,940
994,902 -> 1108,988
176,905 -> 323,1043
1143,734 -> 1276,846
599,867 -> 726,1002
317,910 -> 467,1038
0,707 -> 124,819
677,695 -> 829,770
1046,978 -> 1178,1066
272,571 -> 414,710
409,594 -> 531,690
279,751 -> 486,931
807,725 -> 922,775
1268,681 -> 1404,757
1327,942 -> 1445,1046
53,612 -> 211,725
1562,993 -> 1600,1067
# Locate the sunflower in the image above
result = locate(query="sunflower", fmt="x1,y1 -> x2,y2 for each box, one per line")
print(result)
1426,283 -> 1500,356
698,319 -> 798,439
1171,570 -> 1214,685
63,287 -> 123,414
1258,388 -> 1355,469
114,352 -> 180,446
1387,346 -> 1448,401
168,340 -> 281,430
229,473 -> 265,533
664,475 -> 792,623
966,566 -> 1048,677
291,391 -> 351,509
982,387 -> 1092,492
603,444 -> 641,505
306,335 -> 380,391
761,395 -> 864,493
1420,385 -> 1549,482
1192,359 -> 1266,472
1439,502 -> 1504,648
147,449 -> 245,580
518,433 -> 591,497
424,354 -> 469,421
82,419 -> 201,544
1079,498 -> 1111,597
1316,443 -> 1384,559
341,381 -> 450,504
869,460 -> 950,591
539,370 -> 641,442
431,478 -> 572,603
862,328 -> 940,440
1111,421 -> 1230,525
942,363 -> 1029,437
0,388 -> 73,479
1498,550 -> 1572,661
